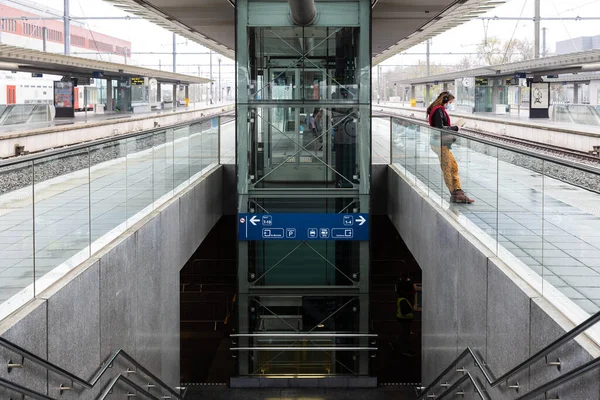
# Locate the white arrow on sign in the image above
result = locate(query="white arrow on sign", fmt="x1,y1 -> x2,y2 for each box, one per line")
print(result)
357,216 -> 366,226
249,216 -> 260,226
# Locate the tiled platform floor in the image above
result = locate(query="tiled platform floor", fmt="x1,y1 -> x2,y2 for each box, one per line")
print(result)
372,117 -> 600,315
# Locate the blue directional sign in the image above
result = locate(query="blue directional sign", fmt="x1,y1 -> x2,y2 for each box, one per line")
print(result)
238,213 -> 369,241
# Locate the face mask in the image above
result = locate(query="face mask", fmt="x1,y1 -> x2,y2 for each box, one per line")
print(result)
445,104 -> 451,110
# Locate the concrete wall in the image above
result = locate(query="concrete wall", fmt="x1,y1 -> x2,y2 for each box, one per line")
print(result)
0,104 -> 235,158
387,166 -> 600,400
0,166 -> 224,398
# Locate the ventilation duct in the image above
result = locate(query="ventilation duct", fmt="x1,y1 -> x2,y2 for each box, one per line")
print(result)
288,0 -> 317,25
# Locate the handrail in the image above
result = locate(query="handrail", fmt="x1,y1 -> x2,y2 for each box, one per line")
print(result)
383,113 -> 600,176
231,333 -> 378,337
0,337 -> 184,399
0,376 -> 53,400
230,347 -> 377,351
417,310 -> 600,399
434,372 -> 489,400
0,111 -> 233,168
516,357 -> 600,400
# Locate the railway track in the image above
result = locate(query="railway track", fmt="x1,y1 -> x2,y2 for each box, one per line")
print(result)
374,106 -> 600,168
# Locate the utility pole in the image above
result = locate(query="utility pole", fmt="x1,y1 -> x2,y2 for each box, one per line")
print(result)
209,50 -> 213,104
42,27 -> 47,52
426,39 -> 431,77
377,65 -> 381,104
426,39 -> 431,104
173,33 -> 177,111
172,32 -> 177,73
63,0 -> 70,55
542,27 -> 547,57
534,0 -> 540,58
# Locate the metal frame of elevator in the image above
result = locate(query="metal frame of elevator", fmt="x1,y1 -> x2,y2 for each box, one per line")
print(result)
235,0 -> 372,380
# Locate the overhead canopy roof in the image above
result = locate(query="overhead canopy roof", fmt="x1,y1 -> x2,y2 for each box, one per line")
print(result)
396,49 -> 600,85
0,43 -> 210,84
102,0 -> 505,64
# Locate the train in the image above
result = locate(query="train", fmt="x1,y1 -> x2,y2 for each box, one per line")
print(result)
1,73 -> 97,111
2,72 -> 210,112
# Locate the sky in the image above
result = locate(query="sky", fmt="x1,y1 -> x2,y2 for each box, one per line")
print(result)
381,0 -> 600,68
14,0 -> 236,87
6,0 -> 600,78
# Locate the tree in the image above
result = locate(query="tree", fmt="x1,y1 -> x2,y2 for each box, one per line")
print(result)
471,36 -> 535,67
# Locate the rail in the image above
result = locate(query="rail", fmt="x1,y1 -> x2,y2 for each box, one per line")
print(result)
0,111 -> 235,168
0,112 -> 234,322
377,111 -> 600,176
0,337 -> 186,399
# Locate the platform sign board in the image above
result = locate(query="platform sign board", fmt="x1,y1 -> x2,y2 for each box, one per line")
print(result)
131,77 -> 145,86
238,213 -> 369,241
529,82 -> 550,118
53,81 -> 74,118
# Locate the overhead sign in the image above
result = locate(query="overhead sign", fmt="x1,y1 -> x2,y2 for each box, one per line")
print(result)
31,73 -> 43,78
92,71 -> 104,79
515,72 -> 526,79
238,213 -> 369,241
475,78 -> 489,87
131,76 -> 145,86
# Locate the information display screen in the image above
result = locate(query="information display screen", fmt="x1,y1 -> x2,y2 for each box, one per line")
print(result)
131,77 -> 145,86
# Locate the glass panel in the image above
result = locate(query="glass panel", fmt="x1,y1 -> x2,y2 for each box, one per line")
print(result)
34,149 -> 91,292
248,105 -> 361,188
497,148 -> 543,289
248,27 -> 360,103
542,161 -> 600,315
243,295 -> 364,376
126,133 -> 155,226
426,126 -> 445,205
153,129 -> 175,203
0,160 -> 34,318
247,197 -> 361,287
173,126 -> 191,190
90,138 -> 128,252
461,139 -> 499,250
189,121 -> 204,178
220,115 -> 236,164
201,119 -> 215,172
208,117 -> 219,169
371,116 -> 390,164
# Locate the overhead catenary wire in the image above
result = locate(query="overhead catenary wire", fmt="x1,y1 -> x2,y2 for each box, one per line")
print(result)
502,0 -> 529,63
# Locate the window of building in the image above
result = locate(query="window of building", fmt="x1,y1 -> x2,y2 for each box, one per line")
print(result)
71,35 -> 86,47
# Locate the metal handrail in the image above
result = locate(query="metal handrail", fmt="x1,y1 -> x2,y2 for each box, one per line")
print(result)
433,372 -> 489,400
0,376 -> 53,400
383,113 -> 600,176
0,111 -> 233,168
231,333 -> 378,337
417,310 -> 600,399
0,337 -> 184,399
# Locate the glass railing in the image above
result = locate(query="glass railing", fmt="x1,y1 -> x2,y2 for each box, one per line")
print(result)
380,115 -> 600,340
0,114 -> 235,320
0,104 -> 55,126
